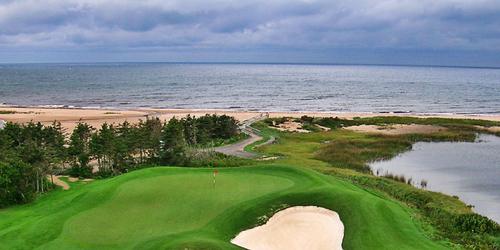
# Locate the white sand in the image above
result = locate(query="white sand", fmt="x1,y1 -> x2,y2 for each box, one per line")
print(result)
231,206 -> 344,250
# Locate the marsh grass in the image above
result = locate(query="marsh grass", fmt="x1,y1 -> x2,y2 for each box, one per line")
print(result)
349,116 -> 500,127
314,129 -> 475,173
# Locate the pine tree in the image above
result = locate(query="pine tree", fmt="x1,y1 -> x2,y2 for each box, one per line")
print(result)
160,117 -> 186,165
68,123 -> 93,177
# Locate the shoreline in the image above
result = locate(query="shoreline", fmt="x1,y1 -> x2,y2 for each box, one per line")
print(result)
1,104 -> 500,131
3,103 -> 500,117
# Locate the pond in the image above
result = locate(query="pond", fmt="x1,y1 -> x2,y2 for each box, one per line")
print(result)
370,134 -> 500,223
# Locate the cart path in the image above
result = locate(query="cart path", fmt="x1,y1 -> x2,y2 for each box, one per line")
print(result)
214,113 -> 272,158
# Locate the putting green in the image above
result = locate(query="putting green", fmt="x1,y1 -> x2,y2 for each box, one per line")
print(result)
0,166 -> 448,249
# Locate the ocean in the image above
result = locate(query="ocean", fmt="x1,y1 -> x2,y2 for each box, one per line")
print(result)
0,63 -> 499,114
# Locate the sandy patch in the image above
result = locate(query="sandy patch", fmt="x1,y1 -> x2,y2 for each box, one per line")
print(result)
231,206 -> 344,250
48,175 -> 70,190
315,124 -> 331,131
344,124 -> 447,135
475,125 -> 500,133
259,156 -> 279,161
46,175 -> 93,190
275,121 -> 310,133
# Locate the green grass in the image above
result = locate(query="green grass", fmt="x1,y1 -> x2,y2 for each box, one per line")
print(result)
0,166 -> 448,249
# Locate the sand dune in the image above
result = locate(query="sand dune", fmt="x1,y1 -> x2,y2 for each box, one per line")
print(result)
231,206 -> 344,250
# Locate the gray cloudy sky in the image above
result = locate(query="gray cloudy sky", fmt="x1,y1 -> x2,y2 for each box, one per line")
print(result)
1,0 -> 500,66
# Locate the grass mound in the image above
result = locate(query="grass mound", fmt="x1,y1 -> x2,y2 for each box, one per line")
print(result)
0,166 -> 447,249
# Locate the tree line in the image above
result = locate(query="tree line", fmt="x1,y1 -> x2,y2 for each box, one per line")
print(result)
0,114 -> 239,207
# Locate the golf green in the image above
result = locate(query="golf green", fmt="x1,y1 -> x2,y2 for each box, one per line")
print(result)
0,166 -> 448,249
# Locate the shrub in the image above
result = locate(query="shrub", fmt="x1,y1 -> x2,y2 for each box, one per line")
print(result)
453,213 -> 500,234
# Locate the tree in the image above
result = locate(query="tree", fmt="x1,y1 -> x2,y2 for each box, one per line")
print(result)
113,121 -> 136,172
0,159 -> 36,206
0,114 -> 243,207
160,117 -> 186,165
195,115 -> 215,145
42,122 -> 67,184
68,123 -> 93,177
214,115 -> 238,139
183,115 -> 198,145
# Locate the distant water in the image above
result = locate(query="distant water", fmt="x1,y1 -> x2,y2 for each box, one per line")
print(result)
370,134 -> 500,223
0,63 -> 499,114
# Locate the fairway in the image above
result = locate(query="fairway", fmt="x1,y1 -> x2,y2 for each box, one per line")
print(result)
0,166 -> 448,249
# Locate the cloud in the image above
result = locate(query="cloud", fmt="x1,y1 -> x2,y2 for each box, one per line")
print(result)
0,0 -> 499,64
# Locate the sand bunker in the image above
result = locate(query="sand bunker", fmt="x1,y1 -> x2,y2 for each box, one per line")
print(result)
344,124 -> 446,135
231,206 -> 344,250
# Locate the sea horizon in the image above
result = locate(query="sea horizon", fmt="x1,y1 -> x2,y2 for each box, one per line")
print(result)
2,61 -> 500,70
1,63 -> 499,115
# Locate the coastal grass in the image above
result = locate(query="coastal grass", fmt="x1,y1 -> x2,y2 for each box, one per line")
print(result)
252,122 -> 500,248
349,116 -> 500,127
315,115 -> 500,137
0,166 -> 448,249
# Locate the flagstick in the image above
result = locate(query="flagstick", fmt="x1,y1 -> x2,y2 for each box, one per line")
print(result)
212,168 -> 218,188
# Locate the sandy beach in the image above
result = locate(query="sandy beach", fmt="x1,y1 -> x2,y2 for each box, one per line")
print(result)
1,105 -> 500,131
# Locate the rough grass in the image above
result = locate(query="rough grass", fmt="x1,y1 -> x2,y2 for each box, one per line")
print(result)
0,166 -> 449,249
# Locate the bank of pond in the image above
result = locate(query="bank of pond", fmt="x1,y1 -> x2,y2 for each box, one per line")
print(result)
370,133 -> 500,223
